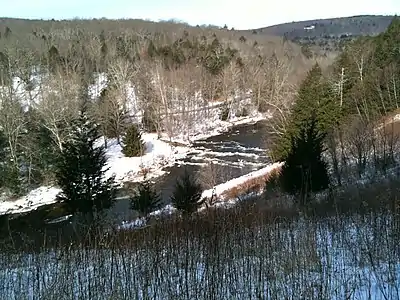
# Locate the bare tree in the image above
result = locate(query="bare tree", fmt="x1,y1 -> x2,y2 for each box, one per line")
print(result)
36,70 -> 81,151
246,52 -> 294,137
326,129 -> 342,186
218,60 -> 241,118
0,86 -> 26,173
344,117 -> 373,179
197,161 -> 231,206
152,61 -> 174,139
135,62 -> 163,136
4,47 -> 42,108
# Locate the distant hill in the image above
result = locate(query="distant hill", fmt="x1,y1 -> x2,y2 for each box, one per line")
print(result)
247,15 -> 396,51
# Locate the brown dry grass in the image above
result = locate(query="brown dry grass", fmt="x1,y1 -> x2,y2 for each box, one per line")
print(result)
221,167 -> 282,200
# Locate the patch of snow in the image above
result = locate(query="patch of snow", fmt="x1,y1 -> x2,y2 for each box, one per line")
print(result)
0,186 -> 62,216
118,205 -> 177,231
118,217 -> 148,230
101,133 -> 190,185
45,214 -> 73,224
392,114 -> 400,122
88,73 -> 108,100
169,111 -> 269,145
200,162 -> 283,201
149,204 -> 176,217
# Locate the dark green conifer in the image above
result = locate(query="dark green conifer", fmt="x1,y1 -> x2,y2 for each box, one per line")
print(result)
280,115 -> 330,204
122,124 -> 145,157
55,106 -> 116,220
170,168 -> 204,214
130,180 -> 161,217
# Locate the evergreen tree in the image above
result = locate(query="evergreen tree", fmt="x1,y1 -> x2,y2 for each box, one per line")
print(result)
99,30 -> 108,66
272,63 -> 340,161
280,115 -> 330,204
374,17 -> 400,68
147,40 -> 158,58
97,86 -> 129,143
4,27 -> 11,39
130,180 -> 161,217
122,124 -> 145,157
55,107 -> 116,220
170,169 -> 204,214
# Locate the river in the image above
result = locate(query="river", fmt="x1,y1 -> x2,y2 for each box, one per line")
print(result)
0,121 -> 271,245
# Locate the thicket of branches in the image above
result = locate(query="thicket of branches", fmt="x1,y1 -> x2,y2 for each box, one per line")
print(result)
2,180 -> 400,299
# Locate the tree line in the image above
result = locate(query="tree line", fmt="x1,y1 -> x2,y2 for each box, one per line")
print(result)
271,17 -> 400,204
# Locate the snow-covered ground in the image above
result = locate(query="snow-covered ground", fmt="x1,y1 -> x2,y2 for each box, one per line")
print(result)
0,187 -> 62,216
200,162 -> 283,202
102,133 -> 189,184
0,133 -> 189,216
4,213 -> 398,300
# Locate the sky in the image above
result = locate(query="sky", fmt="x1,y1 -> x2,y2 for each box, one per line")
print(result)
1,0 -> 399,30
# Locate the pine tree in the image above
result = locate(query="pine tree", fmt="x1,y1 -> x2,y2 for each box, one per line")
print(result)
170,168 -> 204,214
130,180 -> 161,217
55,107 -> 116,220
280,115 -> 330,205
374,17 -> 400,68
122,124 -> 145,157
271,63 -> 340,161
48,46 -> 61,74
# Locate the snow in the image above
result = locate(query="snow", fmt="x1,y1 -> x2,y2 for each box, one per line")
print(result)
102,133 -> 190,184
168,103 -> 269,145
200,162 -> 283,201
88,73 -> 108,100
0,134 -> 189,216
0,187 -> 61,216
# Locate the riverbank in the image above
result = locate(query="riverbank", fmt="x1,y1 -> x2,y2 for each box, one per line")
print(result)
119,162 -> 283,230
0,113 -> 270,216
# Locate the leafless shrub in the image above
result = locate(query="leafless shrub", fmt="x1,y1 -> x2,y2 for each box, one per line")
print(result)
1,187 -> 400,300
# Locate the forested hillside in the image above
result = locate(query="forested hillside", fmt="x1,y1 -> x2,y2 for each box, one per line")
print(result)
272,17 -> 400,201
250,15 -> 396,51
0,17 -> 328,198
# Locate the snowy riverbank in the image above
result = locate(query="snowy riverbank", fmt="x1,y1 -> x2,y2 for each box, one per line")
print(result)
119,162 -> 283,230
0,114 -> 269,216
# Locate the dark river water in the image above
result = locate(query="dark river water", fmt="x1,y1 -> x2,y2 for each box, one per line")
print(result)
0,121 -> 271,245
